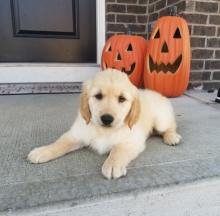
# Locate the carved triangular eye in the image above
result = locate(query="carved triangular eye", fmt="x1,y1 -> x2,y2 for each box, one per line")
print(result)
154,29 -> 160,39
127,43 -> 133,51
174,28 -> 181,38
106,44 -> 112,52
116,52 -> 122,60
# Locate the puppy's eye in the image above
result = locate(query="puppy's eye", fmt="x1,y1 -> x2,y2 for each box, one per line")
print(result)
118,95 -> 126,103
94,93 -> 103,100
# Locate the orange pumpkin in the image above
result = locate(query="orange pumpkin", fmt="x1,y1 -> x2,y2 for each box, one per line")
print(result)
144,16 -> 191,97
101,35 -> 147,87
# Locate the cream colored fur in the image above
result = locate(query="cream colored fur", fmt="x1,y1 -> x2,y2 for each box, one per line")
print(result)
28,69 -> 181,179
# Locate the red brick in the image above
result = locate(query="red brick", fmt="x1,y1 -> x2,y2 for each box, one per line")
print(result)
107,4 -> 126,13
117,14 -> 136,23
148,4 -> 154,13
196,2 -> 218,13
192,49 -> 214,59
190,37 -> 206,48
117,0 -> 137,3
193,26 -> 216,36
129,24 -> 146,32
107,24 -> 127,32
207,38 -> 220,48
155,0 -> 166,10
215,50 -> 220,59
209,15 -> 220,25
106,14 -> 116,22
205,60 -> 220,69
139,0 -> 147,4
191,60 -> 204,70
137,15 -> 148,23
182,13 -> 207,24
127,5 -> 147,14
213,72 -> 220,80
190,72 -> 211,81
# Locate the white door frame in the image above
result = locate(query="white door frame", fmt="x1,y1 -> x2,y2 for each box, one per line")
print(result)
0,0 -> 105,83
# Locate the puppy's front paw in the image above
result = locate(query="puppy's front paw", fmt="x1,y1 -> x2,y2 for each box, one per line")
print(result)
27,146 -> 53,164
163,132 -> 181,146
102,158 -> 127,179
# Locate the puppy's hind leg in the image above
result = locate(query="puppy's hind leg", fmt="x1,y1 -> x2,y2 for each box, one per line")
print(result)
155,116 -> 181,146
162,127 -> 181,146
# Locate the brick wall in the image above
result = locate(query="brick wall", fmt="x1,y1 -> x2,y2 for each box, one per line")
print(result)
106,0 -> 148,39
146,0 -> 186,38
106,0 -> 220,90
183,0 -> 220,89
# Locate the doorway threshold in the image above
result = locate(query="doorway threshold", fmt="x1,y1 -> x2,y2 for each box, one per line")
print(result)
0,63 -> 100,94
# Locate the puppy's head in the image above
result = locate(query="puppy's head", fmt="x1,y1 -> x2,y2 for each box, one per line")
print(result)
80,69 -> 140,129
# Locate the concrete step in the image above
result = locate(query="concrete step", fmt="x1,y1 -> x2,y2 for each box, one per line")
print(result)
0,92 -> 220,215
3,178 -> 220,216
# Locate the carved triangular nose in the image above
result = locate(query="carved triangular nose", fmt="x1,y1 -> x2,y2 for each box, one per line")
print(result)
161,41 -> 169,53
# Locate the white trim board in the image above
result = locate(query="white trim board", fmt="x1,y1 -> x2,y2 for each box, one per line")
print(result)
0,64 -> 100,83
96,0 -> 106,65
0,0 -> 105,83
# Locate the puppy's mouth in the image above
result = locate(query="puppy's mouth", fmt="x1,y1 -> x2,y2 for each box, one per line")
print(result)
101,124 -> 112,128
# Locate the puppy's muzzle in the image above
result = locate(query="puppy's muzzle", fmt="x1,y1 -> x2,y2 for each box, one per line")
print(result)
101,114 -> 114,126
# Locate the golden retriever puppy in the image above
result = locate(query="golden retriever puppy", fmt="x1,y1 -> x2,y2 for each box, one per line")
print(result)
28,69 -> 181,179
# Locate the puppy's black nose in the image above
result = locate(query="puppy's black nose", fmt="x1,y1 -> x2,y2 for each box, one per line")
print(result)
101,114 -> 114,126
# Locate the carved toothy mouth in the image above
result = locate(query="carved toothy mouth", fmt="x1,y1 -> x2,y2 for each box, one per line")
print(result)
103,62 -> 136,75
149,55 -> 182,73
121,62 -> 136,75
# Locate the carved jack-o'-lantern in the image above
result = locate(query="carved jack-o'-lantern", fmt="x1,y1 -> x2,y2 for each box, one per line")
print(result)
144,16 -> 191,97
101,35 -> 147,87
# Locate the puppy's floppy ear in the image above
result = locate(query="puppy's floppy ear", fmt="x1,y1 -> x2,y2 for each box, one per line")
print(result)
125,95 -> 140,129
80,81 -> 91,124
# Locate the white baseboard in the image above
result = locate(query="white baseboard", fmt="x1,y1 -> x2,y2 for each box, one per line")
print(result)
0,63 -> 100,83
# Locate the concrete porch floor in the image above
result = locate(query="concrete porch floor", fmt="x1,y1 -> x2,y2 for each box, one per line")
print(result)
0,91 -> 220,215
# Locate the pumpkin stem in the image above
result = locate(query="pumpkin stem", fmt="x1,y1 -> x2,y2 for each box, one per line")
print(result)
169,6 -> 178,16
